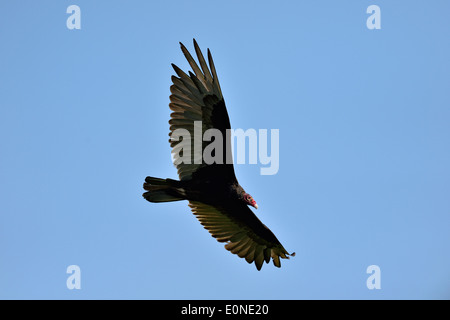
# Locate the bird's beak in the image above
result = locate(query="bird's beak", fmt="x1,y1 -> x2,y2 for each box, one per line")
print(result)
253,203 -> 258,209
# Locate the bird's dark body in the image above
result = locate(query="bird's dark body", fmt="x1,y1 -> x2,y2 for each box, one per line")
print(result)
159,173 -> 243,209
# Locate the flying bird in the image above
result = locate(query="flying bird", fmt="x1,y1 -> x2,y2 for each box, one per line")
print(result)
143,39 -> 294,270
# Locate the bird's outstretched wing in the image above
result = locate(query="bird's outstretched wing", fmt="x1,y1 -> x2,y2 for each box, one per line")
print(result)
189,201 -> 294,270
169,39 -> 235,181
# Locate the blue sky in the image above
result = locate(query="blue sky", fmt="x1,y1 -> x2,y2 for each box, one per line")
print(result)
1,0 -> 449,299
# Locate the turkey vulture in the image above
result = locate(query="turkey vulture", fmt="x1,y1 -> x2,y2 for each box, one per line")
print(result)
143,39 -> 294,270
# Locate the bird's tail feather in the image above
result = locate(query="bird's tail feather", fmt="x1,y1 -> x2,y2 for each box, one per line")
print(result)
142,176 -> 185,203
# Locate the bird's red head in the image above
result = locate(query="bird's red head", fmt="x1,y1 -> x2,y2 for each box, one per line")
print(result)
244,193 -> 258,209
